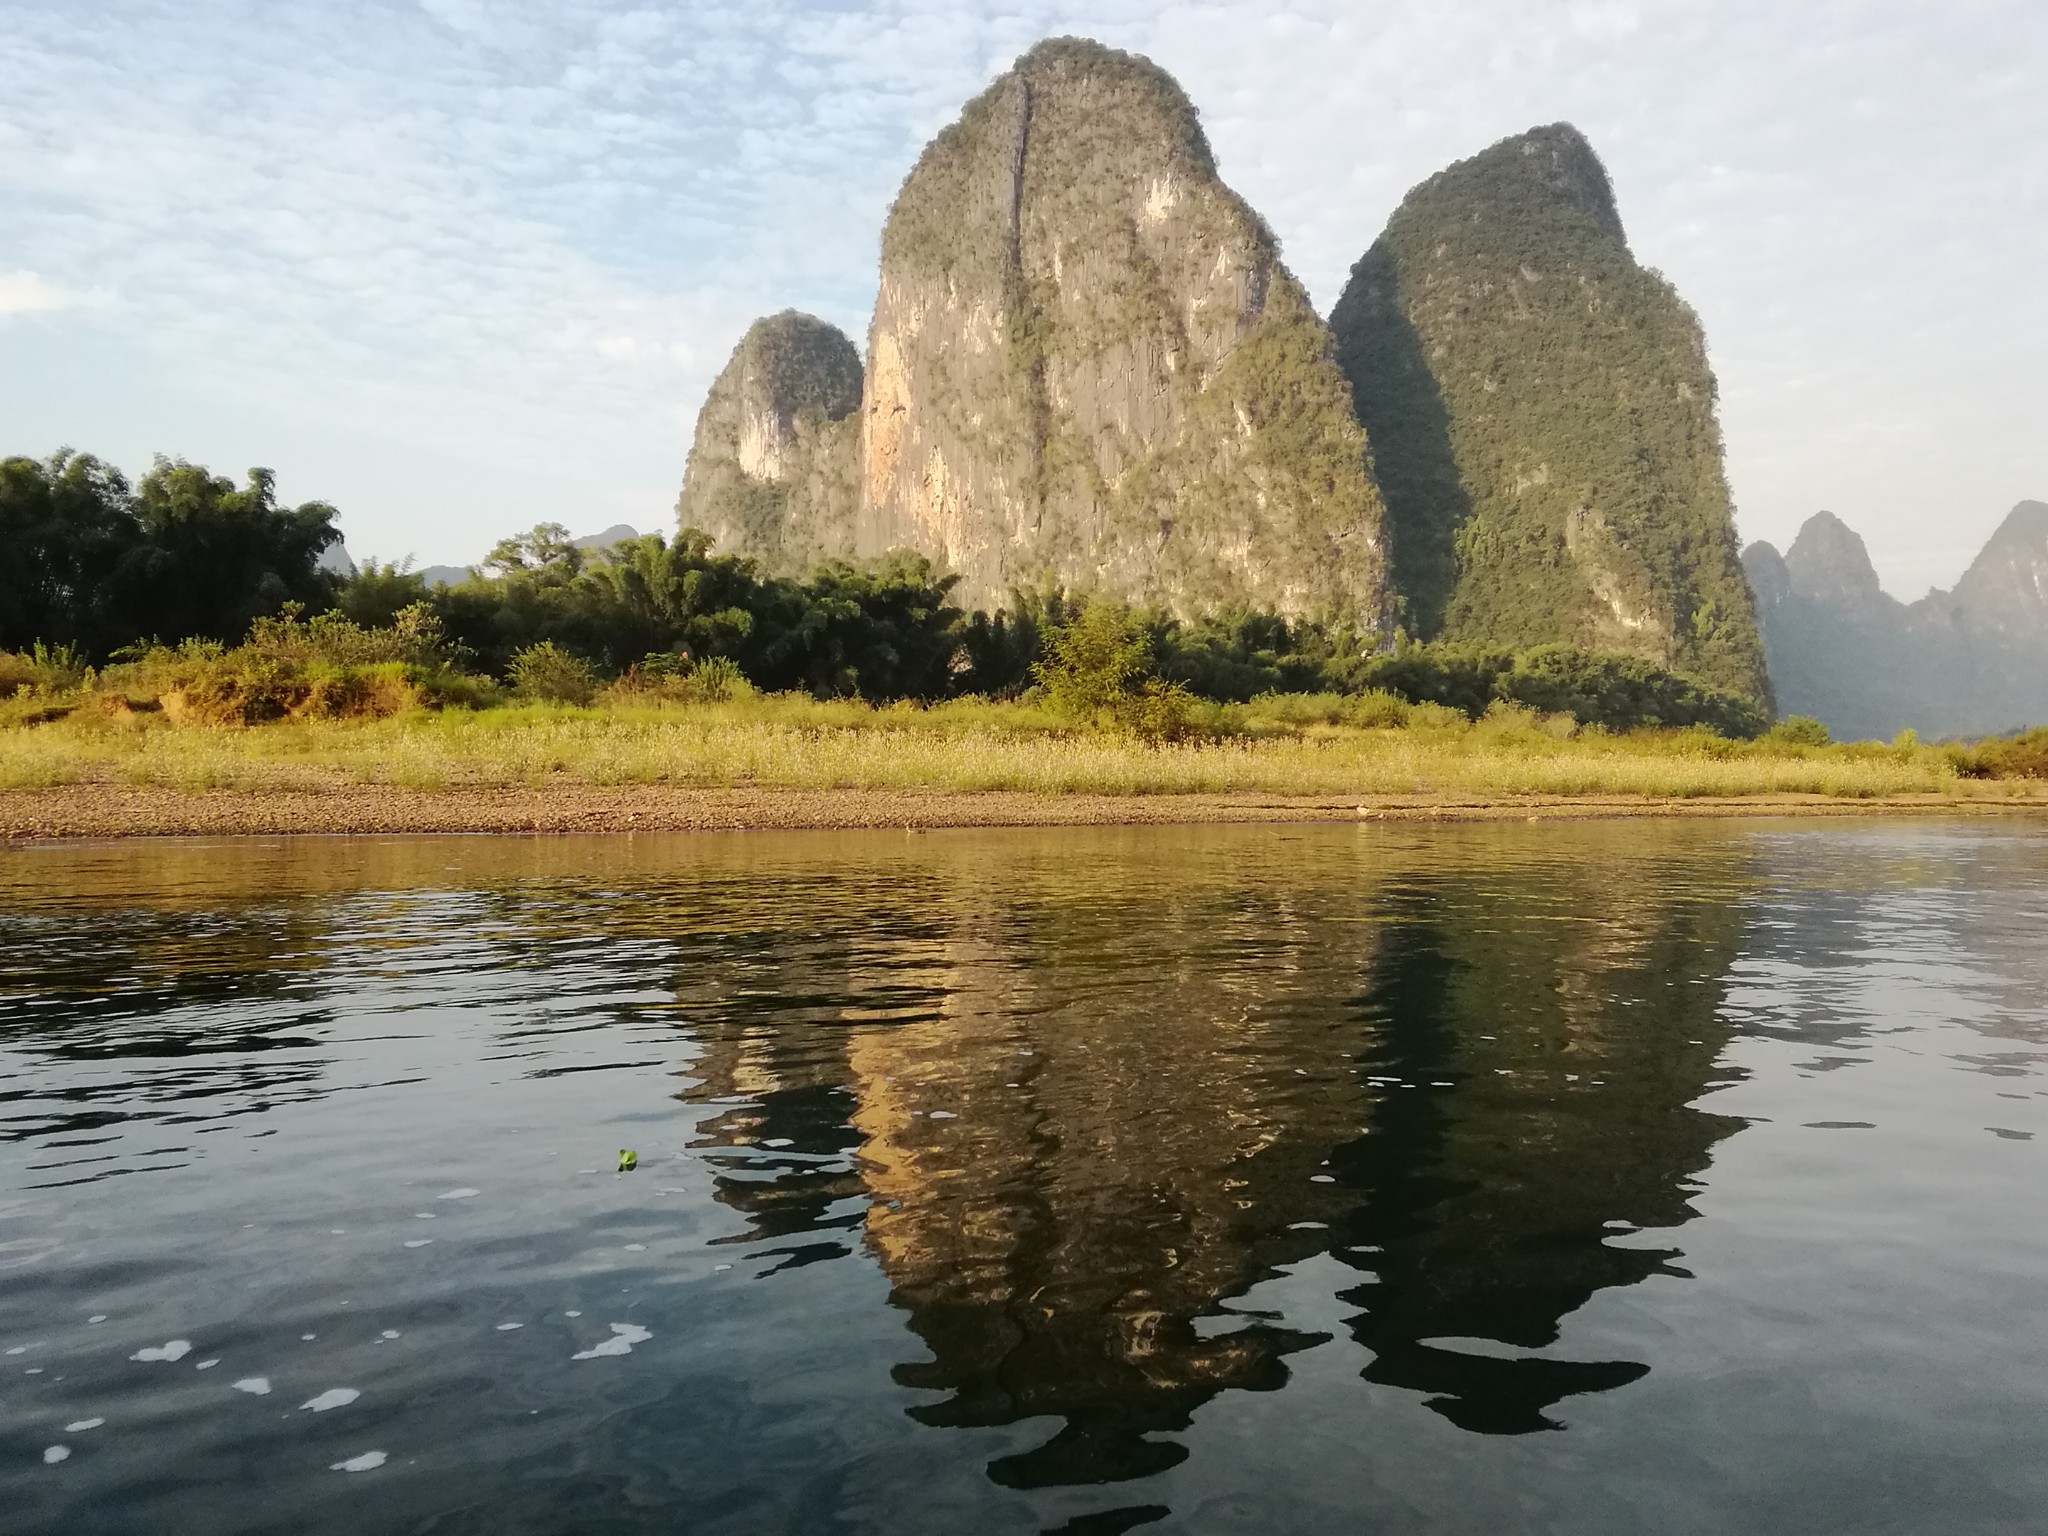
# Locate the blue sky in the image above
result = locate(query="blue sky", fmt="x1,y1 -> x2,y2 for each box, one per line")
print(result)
2,0 -> 2042,595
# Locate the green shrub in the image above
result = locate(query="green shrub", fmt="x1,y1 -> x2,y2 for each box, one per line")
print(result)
1952,728 -> 2048,780
1033,603 -> 1193,742
508,642 -> 599,705
0,643 -> 90,699
1765,715 -> 1832,748
610,652 -> 752,705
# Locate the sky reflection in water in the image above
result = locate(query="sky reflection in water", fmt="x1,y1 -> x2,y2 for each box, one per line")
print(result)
1,821 -> 2044,1534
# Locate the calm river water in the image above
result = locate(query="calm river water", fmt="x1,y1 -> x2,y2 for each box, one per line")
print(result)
2,820 -> 2044,1534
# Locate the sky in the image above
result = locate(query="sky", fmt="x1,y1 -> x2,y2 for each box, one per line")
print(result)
2,0 -> 2043,596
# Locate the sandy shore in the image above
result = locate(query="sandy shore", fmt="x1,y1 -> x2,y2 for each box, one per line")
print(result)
3,782 -> 2038,840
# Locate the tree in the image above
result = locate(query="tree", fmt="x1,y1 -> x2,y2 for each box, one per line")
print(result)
121,459 -> 341,644
0,449 -> 142,655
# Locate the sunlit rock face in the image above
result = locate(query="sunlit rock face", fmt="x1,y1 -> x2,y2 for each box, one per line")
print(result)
1329,124 -> 1769,708
1746,501 -> 2048,738
675,310 -> 864,573
858,37 -> 1390,627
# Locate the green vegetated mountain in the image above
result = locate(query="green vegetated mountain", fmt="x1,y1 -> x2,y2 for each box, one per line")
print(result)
1327,124 -> 1769,709
673,311 -> 864,573
675,42 -> 1772,704
678,38 -> 1390,628
1745,503 -> 2048,739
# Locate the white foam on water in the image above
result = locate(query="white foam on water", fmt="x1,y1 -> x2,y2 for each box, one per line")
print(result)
131,1340 -> 192,1363
65,1419 -> 104,1432
414,1213 -> 435,1220
87,1316 -> 106,1324
5,1346 -> 26,1356
381,1330 -> 400,1339
43,1445 -> 70,1464
564,1311 -> 582,1318
331,1450 -> 386,1473
403,1239 -> 433,1248
301,1388 -> 360,1412
624,1244 -> 647,1252
25,1367 -> 43,1374
330,1229 -> 345,1235
571,1323 -> 651,1360
232,1377 -> 271,1395
300,1334 -> 317,1341
762,1139 -> 792,1148
495,1323 -> 523,1331
195,1359 -> 219,1370
437,1188 -> 480,1200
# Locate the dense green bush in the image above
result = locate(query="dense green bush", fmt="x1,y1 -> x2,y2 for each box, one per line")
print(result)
1951,728 -> 2048,780
0,642 -> 91,698
100,603 -> 488,724
508,642 -> 599,706
1765,715 -> 1833,748
1033,604 -> 1194,742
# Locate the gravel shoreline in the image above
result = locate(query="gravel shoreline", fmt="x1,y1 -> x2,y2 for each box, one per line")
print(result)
3,783 -> 2037,841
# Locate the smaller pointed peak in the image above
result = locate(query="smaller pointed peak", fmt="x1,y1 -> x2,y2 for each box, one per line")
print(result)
728,311 -> 862,423
1986,499 -> 2048,544
1785,511 -> 1885,607
1742,541 -> 1790,606
1416,122 -> 1625,245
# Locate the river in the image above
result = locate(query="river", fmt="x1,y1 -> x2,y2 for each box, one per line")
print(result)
3,820 -> 2044,1533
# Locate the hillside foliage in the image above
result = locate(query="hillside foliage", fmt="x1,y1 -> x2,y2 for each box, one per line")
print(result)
1328,125 -> 1770,709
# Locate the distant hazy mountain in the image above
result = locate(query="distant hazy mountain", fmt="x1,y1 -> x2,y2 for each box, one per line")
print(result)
1744,502 -> 2048,738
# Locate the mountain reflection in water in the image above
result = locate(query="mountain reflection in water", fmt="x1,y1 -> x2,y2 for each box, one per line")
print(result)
669,829 -> 1749,1481
7,821 -> 2044,1536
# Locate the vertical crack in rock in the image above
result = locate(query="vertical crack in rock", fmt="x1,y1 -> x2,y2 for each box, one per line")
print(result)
855,37 -> 1390,628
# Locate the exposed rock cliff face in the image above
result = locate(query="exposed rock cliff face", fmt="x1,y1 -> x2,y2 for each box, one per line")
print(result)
1745,502 -> 2048,738
675,311 -> 864,572
1329,124 -> 1769,707
857,38 -> 1389,626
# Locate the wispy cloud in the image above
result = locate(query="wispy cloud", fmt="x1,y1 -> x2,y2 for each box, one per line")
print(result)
0,269 -> 96,317
0,0 -> 2042,587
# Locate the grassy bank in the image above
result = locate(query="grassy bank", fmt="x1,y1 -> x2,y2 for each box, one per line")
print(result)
2,692 -> 2041,805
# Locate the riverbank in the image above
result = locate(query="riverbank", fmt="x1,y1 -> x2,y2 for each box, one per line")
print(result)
3,697 -> 2043,840
4,780 -> 2043,841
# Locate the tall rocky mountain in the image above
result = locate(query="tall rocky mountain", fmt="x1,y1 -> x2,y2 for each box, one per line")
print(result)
674,311 -> 864,573
1744,502 -> 2048,738
678,39 -> 1390,626
1327,124 -> 1770,708
858,38 -> 1389,624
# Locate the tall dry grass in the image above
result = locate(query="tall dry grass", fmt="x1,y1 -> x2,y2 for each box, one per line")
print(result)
1,693 -> 2037,802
